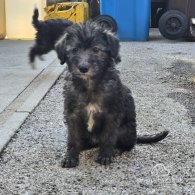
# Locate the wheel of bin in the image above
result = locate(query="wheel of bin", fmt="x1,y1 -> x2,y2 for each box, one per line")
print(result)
93,15 -> 118,33
158,10 -> 188,40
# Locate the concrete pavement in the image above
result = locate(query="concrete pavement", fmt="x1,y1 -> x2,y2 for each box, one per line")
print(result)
0,40 -> 65,152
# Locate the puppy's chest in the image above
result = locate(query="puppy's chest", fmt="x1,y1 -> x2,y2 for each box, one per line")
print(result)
85,103 -> 102,132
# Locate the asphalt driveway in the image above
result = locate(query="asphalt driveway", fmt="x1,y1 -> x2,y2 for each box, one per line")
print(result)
0,30 -> 195,195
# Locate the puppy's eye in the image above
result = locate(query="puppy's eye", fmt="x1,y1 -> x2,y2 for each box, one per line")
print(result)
72,48 -> 79,54
92,47 -> 100,53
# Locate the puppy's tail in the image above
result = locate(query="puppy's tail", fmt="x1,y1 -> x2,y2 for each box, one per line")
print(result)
32,4 -> 41,29
137,131 -> 169,144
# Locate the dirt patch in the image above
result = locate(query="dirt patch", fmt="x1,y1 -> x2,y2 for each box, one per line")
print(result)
163,60 -> 195,125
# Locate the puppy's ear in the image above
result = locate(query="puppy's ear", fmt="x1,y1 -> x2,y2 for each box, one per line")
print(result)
104,31 -> 121,64
55,33 -> 69,65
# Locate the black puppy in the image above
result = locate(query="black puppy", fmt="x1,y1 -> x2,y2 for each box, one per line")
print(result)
55,22 -> 169,168
29,6 -> 73,69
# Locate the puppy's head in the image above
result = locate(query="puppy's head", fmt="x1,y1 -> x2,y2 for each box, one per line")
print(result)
55,22 -> 120,79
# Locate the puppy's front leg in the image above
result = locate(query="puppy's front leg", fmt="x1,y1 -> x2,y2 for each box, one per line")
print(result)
96,116 -> 118,165
62,123 -> 82,168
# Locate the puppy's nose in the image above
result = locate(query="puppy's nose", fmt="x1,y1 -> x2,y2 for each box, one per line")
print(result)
78,65 -> 89,73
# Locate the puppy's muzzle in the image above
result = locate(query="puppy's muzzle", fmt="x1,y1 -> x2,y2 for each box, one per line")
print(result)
78,64 -> 89,73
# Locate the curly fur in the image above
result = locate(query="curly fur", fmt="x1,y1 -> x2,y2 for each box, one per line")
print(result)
29,7 -> 73,69
55,22 -> 169,168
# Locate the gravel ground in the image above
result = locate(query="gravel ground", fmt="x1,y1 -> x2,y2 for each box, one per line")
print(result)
0,30 -> 195,195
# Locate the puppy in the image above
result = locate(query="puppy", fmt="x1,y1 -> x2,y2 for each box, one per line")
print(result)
55,22 -> 169,168
29,6 -> 73,69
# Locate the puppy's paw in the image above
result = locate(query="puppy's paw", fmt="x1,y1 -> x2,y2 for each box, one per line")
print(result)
61,156 -> 79,168
96,154 -> 113,165
30,63 -> 36,70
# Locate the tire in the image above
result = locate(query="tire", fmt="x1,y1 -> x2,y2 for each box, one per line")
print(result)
93,15 -> 118,33
159,10 -> 188,40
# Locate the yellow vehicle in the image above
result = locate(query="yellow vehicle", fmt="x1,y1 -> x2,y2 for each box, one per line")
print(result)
44,1 -> 89,23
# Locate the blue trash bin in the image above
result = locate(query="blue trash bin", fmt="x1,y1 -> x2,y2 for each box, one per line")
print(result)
100,0 -> 151,41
